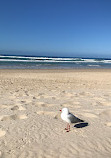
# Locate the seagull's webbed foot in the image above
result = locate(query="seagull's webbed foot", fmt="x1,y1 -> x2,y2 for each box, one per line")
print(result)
65,123 -> 69,130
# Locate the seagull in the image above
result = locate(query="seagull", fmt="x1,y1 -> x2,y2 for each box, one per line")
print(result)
60,108 -> 84,132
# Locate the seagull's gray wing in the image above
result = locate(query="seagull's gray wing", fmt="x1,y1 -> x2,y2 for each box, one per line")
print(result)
68,113 -> 84,123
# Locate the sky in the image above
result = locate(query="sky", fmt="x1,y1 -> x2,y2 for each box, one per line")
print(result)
0,0 -> 111,58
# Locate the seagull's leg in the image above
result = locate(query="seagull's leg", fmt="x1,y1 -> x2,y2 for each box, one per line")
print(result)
66,124 -> 70,132
65,123 -> 68,130
66,124 -> 71,132
69,124 -> 70,131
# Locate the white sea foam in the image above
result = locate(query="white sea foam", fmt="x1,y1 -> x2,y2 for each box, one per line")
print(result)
88,65 -> 100,67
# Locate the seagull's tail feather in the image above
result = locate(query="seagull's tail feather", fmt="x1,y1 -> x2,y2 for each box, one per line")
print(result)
79,119 -> 84,122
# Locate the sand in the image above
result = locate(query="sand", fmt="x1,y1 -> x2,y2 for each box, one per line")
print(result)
0,69 -> 111,158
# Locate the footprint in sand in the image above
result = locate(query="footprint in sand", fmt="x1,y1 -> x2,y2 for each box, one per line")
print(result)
78,92 -> 93,97
37,93 -> 45,98
36,111 -> 59,119
35,102 -> 53,107
33,96 -> 36,100
11,105 -> 19,110
79,92 -> 94,97
0,128 -> 6,137
35,102 -> 46,107
21,100 -> 26,103
0,114 -> 28,121
21,99 -> 31,104
79,92 -> 86,96
11,105 -> 26,111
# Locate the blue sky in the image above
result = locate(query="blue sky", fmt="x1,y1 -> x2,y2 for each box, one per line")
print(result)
0,0 -> 111,57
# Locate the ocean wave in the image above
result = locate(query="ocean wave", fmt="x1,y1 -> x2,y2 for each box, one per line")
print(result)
0,55 -> 111,63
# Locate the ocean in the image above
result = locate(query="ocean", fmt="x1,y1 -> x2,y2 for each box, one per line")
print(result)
0,55 -> 111,69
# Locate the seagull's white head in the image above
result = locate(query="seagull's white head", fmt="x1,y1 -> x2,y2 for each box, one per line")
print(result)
61,108 -> 69,115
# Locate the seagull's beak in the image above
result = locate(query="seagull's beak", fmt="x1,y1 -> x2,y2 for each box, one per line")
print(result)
59,110 -> 62,112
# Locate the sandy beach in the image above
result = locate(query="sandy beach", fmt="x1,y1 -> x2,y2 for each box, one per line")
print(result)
0,69 -> 111,158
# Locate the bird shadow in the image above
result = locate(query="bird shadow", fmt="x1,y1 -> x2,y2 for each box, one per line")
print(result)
74,122 -> 88,128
